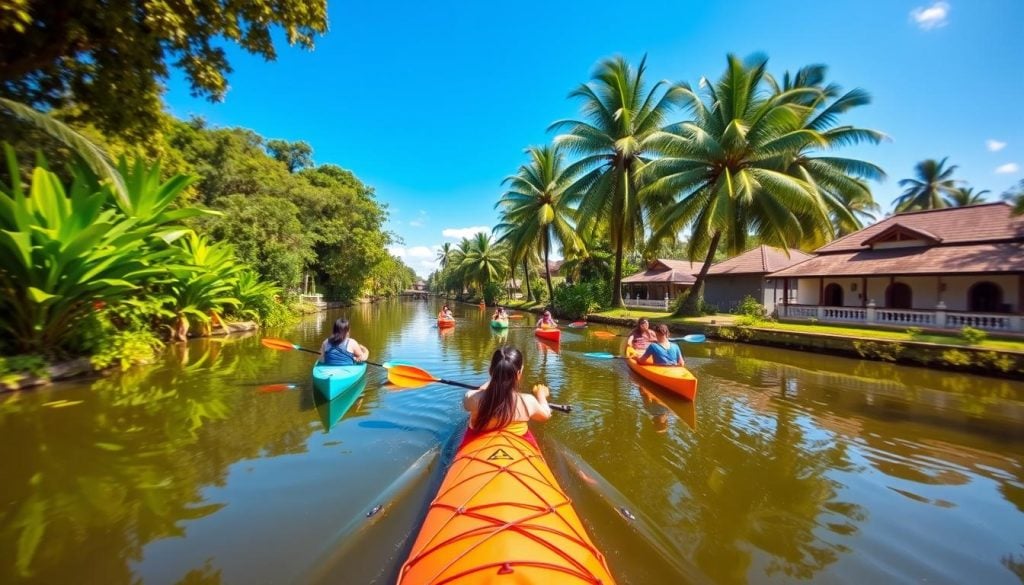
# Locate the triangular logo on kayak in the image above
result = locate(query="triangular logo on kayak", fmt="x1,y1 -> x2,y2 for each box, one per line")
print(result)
487,448 -> 514,461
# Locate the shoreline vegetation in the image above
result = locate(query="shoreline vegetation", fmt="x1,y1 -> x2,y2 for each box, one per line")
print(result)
0,112 -> 415,390
429,53 -> 1024,379
487,299 -> 1024,378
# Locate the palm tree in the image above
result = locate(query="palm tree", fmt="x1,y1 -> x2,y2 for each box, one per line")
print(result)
768,64 -> 886,238
893,158 -> 960,212
550,55 -> 686,308
493,217 -> 539,302
642,54 -> 864,316
435,242 -> 452,270
458,232 -> 506,291
496,144 -> 583,304
945,186 -> 989,207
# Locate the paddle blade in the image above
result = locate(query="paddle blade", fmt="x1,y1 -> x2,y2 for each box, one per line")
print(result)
261,337 -> 297,351
568,321 -> 587,328
670,334 -> 707,343
507,314 -> 524,319
583,352 -> 617,359
386,364 -> 440,388
259,383 -> 298,393
592,331 -> 618,339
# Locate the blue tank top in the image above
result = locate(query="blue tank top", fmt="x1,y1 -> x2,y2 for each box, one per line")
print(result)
322,338 -> 356,366
640,342 -> 682,365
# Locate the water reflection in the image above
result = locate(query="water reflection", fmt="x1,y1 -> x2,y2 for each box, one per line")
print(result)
1,301 -> 1022,584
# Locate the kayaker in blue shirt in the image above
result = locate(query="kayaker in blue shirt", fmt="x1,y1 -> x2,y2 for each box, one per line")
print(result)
638,324 -> 685,367
319,318 -> 369,366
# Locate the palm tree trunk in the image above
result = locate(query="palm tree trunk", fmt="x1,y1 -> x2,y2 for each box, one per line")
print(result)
674,230 -> 721,316
611,240 -> 624,308
523,258 -> 534,302
543,235 -> 555,306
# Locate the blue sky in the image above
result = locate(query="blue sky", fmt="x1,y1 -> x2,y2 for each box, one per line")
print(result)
164,0 -> 1024,277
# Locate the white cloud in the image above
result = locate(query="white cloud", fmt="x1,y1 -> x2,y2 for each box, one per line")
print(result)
986,139 -> 1007,152
442,226 -> 491,240
408,246 -> 435,258
386,244 -> 406,258
409,210 -> 428,227
910,2 -> 950,30
995,163 -> 1019,174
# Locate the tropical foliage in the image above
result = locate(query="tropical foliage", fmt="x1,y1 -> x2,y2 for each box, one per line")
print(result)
945,186 -> 989,207
0,0 -> 327,136
893,158 -> 960,212
643,54 -> 882,315
551,56 -> 686,308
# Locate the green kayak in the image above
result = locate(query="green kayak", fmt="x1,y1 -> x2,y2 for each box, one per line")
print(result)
490,319 -> 509,329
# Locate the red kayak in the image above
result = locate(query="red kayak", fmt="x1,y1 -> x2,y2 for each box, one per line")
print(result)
534,327 -> 560,343
437,317 -> 456,329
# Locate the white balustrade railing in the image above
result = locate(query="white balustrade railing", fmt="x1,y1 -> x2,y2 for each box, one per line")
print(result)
780,304 -> 1022,332
945,312 -> 1013,332
822,307 -> 866,322
623,298 -> 671,310
875,308 -> 937,326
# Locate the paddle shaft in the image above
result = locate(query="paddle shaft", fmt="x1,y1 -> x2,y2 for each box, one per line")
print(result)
434,377 -> 569,413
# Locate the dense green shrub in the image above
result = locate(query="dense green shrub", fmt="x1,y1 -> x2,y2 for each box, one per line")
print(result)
959,326 -> 987,345
736,295 -> 766,318
483,281 -> 504,306
552,281 -> 610,319
530,281 -> 547,304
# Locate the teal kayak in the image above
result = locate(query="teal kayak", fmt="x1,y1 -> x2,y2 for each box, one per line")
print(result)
314,377 -> 368,432
490,319 -> 509,329
312,363 -> 367,401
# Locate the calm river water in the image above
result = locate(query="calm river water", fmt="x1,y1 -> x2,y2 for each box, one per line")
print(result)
2,300 -> 1023,584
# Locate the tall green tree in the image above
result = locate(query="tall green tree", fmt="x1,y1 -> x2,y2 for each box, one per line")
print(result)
945,186 -> 989,207
267,139 -> 314,173
768,64 -> 886,239
457,233 -> 507,291
551,55 -> 685,308
1003,179 -> 1024,215
436,242 -> 452,270
893,158 -> 960,212
643,54 -> 865,316
496,145 -> 583,304
0,0 -> 327,136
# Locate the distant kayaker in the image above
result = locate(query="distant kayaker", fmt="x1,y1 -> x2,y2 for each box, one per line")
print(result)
439,305 -> 453,320
492,306 -> 508,322
626,318 -> 656,351
637,324 -> 685,367
535,310 -> 557,329
462,346 -> 552,448
318,318 -> 369,366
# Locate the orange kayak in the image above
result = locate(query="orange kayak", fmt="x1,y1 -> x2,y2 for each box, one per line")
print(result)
625,347 -> 698,401
437,317 -> 456,329
397,429 -> 615,584
534,327 -> 561,343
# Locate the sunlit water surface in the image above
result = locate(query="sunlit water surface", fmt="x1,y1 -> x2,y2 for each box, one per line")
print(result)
2,300 -> 1023,584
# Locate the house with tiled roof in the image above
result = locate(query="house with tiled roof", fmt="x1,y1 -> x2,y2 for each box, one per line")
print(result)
621,258 -> 705,310
769,202 -> 1024,332
703,245 -> 814,314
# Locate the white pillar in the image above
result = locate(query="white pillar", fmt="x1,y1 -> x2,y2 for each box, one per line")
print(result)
935,301 -> 947,329
866,300 -> 876,324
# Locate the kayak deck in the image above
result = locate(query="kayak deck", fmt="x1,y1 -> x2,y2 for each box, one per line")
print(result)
625,349 -> 697,401
312,363 -> 367,401
398,429 -> 615,584
534,327 -> 561,342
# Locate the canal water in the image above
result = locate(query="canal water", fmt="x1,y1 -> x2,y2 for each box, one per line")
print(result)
2,300 -> 1023,584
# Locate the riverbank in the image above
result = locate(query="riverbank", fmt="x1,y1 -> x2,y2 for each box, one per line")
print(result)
0,321 -> 260,392
585,308 -> 1024,378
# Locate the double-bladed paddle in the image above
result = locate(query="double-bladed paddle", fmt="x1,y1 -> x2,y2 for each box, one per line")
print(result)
591,331 -> 706,343
261,337 -> 572,412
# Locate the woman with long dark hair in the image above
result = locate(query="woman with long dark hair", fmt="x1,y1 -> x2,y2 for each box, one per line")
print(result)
461,346 -> 551,447
318,318 -> 369,366
626,318 -> 655,351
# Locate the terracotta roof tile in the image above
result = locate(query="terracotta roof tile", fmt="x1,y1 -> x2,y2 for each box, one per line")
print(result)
769,242 -> 1024,277
815,202 -> 1024,253
622,258 -> 705,284
707,245 -> 814,275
